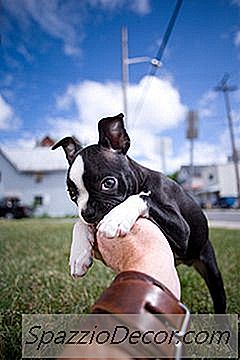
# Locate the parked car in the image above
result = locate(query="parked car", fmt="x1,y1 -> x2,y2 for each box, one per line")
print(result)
215,196 -> 237,209
0,197 -> 33,219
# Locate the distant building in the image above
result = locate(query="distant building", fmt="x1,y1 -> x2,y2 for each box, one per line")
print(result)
36,135 -> 55,147
0,137 -> 77,217
178,162 -> 240,207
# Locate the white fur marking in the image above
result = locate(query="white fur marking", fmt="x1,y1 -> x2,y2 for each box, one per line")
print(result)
69,155 -> 89,218
69,219 -> 94,277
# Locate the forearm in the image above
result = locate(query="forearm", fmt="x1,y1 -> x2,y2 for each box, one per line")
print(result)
97,217 -> 181,300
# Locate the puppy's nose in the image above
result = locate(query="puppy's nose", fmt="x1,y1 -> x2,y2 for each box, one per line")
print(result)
81,208 -> 96,223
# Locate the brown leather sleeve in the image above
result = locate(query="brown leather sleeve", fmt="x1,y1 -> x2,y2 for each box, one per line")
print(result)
91,271 -> 189,359
92,270 -> 185,315
61,271 -> 189,360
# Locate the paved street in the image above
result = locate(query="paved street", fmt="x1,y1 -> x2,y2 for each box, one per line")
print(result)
204,209 -> 240,229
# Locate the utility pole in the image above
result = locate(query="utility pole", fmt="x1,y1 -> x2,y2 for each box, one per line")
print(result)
121,26 -> 161,127
160,141 -> 167,174
159,137 -> 172,174
186,110 -> 198,191
215,74 -> 240,207
121,27 -> 129,127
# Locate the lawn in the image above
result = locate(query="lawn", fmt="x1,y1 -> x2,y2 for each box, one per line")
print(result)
0,219 -> 239,359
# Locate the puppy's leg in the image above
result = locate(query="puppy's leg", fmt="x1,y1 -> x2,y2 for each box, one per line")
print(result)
97,193 -> 149,238
69,220 -> 94,278
193,240 -> 226,313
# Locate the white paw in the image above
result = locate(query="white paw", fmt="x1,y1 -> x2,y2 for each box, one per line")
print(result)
69,221 -> 94,278
98,212 -> 134,238
69,251 -> 93,278
97,194 -> 149,238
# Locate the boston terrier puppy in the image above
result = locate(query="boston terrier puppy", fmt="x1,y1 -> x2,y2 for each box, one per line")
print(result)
52,113 -> 226,313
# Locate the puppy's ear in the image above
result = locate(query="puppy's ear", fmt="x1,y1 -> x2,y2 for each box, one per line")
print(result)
52,136 -> 82,164
98,113 -> 130,154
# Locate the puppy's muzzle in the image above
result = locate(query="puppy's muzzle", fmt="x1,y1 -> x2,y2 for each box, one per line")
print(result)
81,207 -> 98,224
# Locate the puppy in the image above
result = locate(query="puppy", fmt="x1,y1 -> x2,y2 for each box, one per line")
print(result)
52,113 -> 226,313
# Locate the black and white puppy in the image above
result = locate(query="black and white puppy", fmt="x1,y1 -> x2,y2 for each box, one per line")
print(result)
52,113 -> 226,313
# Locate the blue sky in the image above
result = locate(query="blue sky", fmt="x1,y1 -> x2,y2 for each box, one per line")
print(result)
0,0 -> 240,172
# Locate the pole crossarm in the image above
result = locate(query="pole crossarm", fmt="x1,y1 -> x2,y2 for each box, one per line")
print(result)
127,56 -> 150,65
122,0 -> 183,127
121,27 -> 162,125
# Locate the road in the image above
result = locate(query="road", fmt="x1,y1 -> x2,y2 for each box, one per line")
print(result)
204,209 -> 240,229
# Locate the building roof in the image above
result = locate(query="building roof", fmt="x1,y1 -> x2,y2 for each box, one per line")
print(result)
36,135 -> 56,147
1,146 -> 68,172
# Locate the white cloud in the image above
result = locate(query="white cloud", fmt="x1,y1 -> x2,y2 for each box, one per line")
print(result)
47,117 -> 97,146
48,78 -> 234,173
51,76 -> 188,171
56,76 -> 187,134
2,136 -> 36,148
3,0 -> 150,57
173,141 -> 227,168
129,136 -> 228,174
3,0 -> 85,56
57,80 -> 123,126
88,0 -> 151,14
130,0 -> 151,15
0,95 -> 20,130
219,127 -> 240,154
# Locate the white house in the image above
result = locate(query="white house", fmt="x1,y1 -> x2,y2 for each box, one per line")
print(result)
177,162 -> 240,206
0,139 -> 77,217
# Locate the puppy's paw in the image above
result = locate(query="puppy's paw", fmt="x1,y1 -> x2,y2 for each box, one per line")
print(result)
97,194 -> 148,238
69,221 -> 94,278
69,251 -> 93,278
98,214 -> 133,238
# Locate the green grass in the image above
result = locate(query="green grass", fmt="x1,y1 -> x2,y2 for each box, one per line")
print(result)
0,219 -> 239,359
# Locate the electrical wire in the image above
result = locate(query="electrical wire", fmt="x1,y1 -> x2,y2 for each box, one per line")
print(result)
132,0 -> 183,128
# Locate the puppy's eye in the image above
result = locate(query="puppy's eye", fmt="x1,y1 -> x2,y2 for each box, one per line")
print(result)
101,177 -> 118,191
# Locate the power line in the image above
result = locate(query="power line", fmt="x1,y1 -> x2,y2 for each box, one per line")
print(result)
121,27 -> 161,127
133,0 -> 183,125
150,0 -> 183,77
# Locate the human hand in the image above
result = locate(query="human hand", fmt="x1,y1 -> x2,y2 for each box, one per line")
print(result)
96,217 -> 181,299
